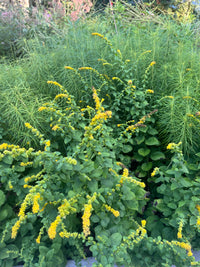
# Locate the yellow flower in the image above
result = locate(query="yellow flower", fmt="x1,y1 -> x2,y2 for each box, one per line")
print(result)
25,123 -> 31,129
104,204 -> 120,217
32,193 -> 40,214
52,125 -> 59,131
8,181 -> 13,190
188,251 -> 193,257
167,142 -> 182,150
146,89 -> 154,94
82,203 -> 92,237
64,66 -> 75,70
90,111 -> 112,126
151,167 -> 159,177
36,234 -> 41,244
78,67 -> 93,71
177,232 -> 182,239
47,81 -> 62,88
44,140 -> 51,151
91,32 -> 104,38
38,106 -> 47,112
48,215 -> 62,239
167,143 -> 175,150
55,94 -> 68,100
150,61 -> 156,66
128,80 -> 132,85
141,220 -> 146,227
197,217 -> 200,225
92,88 -> 101,111
11,220 -> 21,239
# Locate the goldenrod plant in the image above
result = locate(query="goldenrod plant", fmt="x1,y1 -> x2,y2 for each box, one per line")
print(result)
0,84 -> 199,266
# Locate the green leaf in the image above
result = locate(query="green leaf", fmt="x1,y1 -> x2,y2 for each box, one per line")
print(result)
157,184 -> 166,193
167,203 -> 177,209
0,248 -> 9,259
135,136 -> 145,145
88,180 -> 98,193
110,233 -> 122,246
145,137 -> 160,146
2,155 -> 13,165
0,190 -> 5,207
171,182 -> 180,190
14,165 -> 25,172
150,151 -> 165,161
133,153 -> 143,162
122,145 -> 133,153
6,245 -> 19,259
141,162 -> 153,171
190,216 -> 197,225
91,215 -> 100,223
138,148 -> 150,157
101,255 -> 108,265
101,217 -> 110,227
180,178 -> 191,187
39,246 -> 49,256
148,128 -> 158,135
0,207 -> 8,221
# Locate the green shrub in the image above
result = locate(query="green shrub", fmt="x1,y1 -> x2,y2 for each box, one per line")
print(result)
149,142 -> 200,248
0,83 -> 198,266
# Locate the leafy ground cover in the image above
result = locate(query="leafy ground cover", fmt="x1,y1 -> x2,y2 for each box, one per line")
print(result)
1,1 -> 200,266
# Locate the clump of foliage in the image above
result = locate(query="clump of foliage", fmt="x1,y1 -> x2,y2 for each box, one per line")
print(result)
0,80 -> 198,266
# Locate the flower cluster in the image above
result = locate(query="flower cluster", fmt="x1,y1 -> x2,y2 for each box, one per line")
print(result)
146,89 -> 154,94
91,33 -> 112,46
59,230 -> 82,239
11,193 -> 33,239
90,111 -> 112,126
48,215 -> 62,239
167,142 -> 182,150
151,167 -> 159,177
82,193 -> 97,237
32,193 -> 41,214
104,204 -> 120,217
177,219 -> 184,239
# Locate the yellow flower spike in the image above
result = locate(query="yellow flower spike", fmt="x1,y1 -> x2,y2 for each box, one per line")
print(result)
47,81 -> 63,88
52,125 -> 59,131
146,89 -> 154,94
151,167 -> 159,177
128,80 -> 132,85
78,67 -> 93,71
38,106 -> 47,112
197,217 -> 200,226
122,168 -> 129,177
11,220 -> 21,239
64,66 -> 75,70
44,140 -> 51,151
167,142 -> 182,150
91,32 -> 104,38
55,94 -> 68,100
48,215 -> 62,239
188,251 -> 193,257
24,123 -> 32,129
92,87 -> 101,111
82,203 -> 92,237
177,219 -> 184,239
32,193 -> 41,214
8,181 -> 13,190
104,204 -> 120,217
150,61 -> 156,66
141,220 -> 146,227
